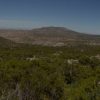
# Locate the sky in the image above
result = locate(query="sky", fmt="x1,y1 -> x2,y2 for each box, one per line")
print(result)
0,0 -> 100,34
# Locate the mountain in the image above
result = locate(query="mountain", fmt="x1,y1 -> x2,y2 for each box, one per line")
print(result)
0,27 -> 100,46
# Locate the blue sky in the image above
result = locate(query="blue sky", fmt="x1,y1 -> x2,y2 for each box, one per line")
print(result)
0,0 -> 100,34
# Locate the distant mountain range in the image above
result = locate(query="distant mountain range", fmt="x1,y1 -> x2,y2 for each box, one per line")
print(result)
0,27 -> 100,46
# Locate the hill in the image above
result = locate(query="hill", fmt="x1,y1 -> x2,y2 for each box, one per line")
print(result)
0,36 -> 17,48
0,27 -> 100,46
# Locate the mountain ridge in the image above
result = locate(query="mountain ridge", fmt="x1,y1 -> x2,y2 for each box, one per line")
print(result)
0,27 -> 100,46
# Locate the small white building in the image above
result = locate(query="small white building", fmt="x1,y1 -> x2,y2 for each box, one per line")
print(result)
26,56 -> 37,61
67,59 -> 79,65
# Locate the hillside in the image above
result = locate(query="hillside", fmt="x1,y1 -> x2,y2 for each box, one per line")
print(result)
0,27 -> 100,46
0,28 -> 100,100
0,36 -> 17,48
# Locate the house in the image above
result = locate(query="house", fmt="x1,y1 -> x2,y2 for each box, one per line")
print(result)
26,56 -> 37,61
67,59 -> 79,64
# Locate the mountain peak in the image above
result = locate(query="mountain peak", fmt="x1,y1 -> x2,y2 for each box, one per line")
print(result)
32,26 -> 71,31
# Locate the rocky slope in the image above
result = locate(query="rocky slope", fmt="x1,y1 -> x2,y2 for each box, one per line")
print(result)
0,27 -> 100,46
